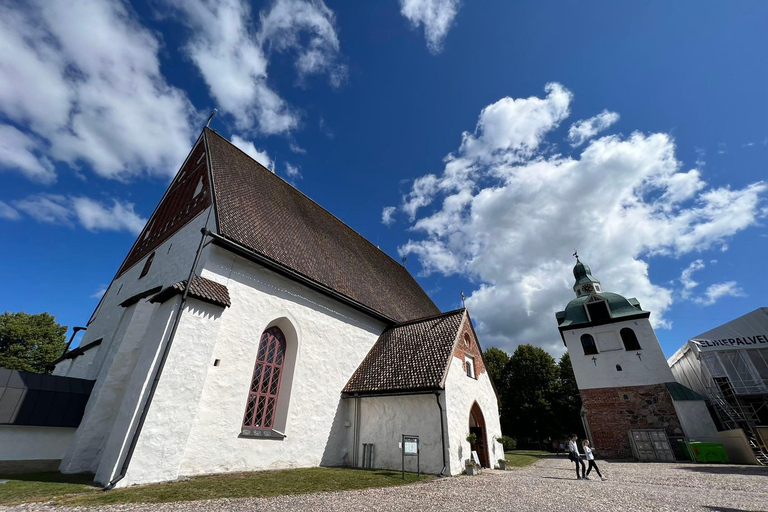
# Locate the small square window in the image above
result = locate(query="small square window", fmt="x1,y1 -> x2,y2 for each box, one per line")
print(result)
464,356 -> 475,379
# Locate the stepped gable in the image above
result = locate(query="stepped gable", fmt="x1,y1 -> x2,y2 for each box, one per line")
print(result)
343,309 -> 466,395
204,127 -> 439,323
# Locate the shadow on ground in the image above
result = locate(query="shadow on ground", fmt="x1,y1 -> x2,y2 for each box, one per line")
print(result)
678,466 -> 768,477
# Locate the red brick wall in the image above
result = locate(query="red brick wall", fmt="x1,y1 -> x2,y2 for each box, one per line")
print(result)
580,384 -> 683,459
452,318 -> 485,376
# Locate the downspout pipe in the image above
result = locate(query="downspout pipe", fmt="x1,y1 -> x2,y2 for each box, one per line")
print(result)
105,227 -> 210,490
435,391 -> 447,476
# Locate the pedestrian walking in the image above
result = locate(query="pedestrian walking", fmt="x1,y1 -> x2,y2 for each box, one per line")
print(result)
582,440 -> 607,481
568,434 -> 587,480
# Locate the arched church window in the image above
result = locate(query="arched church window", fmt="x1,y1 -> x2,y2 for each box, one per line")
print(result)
581,334 -> 598,355
620,328 -> 641,351
243,326 -> 286,431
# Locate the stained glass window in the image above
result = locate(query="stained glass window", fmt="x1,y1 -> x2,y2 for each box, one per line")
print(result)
243,326 -> 286,430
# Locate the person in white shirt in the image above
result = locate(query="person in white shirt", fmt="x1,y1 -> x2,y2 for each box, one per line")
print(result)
582,440 -> 607,481
568,434 -> 587,480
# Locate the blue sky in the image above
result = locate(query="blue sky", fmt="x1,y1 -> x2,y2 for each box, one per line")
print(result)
0,0 -> 766,357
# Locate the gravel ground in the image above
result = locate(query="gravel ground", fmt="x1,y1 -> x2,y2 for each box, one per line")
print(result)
4,457 -> 767,512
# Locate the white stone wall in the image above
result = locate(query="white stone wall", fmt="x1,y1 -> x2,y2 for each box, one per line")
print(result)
0,426 -> 75,461
55,345 -> 100,378
55,209 -> 214,382
117,245 -> 387,485
564,317 -> 674,390
354,394 -> 445,475
444,356 -> 503,475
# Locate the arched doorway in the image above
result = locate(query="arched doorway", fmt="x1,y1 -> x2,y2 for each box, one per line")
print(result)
469,402 -> 490,468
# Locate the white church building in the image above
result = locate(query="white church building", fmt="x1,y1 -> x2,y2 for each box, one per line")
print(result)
37,128 -> 502,487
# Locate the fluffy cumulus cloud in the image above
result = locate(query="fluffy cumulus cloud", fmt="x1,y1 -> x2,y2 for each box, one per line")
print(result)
679,260 -> 705,299
164,0 -> 343,134
231,135 -> 272,168
393,83 -> 766,354
399,0 -> 461,54
13,194 -> 147,235
567,109 -> 620,147
0,0 -> 197,182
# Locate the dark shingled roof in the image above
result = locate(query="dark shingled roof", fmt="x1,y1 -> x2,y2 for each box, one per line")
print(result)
204,128 -> 439,323
151,275 -> 231,308
343,309 -> 466,395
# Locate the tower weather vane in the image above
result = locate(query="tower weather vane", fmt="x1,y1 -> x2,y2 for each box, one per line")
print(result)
573,249 -> 579,260
461,291 -> 466,308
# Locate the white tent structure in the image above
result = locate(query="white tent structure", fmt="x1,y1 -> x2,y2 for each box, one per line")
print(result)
669,307 -> 768,464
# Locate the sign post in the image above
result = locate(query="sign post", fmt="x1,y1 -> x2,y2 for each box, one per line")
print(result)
401,434 -> 419,479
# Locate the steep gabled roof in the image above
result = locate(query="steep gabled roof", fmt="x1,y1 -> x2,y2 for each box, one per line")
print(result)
343,309 -> 466,395
204,128 -> 439,323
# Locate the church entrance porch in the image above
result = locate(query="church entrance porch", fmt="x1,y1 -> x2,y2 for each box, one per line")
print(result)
469,402 -> 490,468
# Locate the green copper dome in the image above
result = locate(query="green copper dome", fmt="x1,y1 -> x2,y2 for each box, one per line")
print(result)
556,292 -> 647,328
573,259 -> 600,286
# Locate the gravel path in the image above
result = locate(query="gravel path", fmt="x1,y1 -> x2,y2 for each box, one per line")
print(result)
4,457 -> 767,511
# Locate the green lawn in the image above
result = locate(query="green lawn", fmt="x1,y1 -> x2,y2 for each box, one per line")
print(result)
0,467 -> 430,507
0,472 -> 99,506
504,450 -> 552,468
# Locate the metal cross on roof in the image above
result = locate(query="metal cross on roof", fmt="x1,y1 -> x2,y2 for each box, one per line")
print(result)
573,249 -> 579,261
460,291 -> 466,308
591,356 -> 597,366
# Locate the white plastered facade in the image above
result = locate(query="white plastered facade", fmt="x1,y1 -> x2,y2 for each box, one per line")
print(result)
564,317 -> 675,390
55,211 -> 503,486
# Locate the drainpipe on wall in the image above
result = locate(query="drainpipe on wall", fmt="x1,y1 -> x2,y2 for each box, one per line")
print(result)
435,392 -> 447,476
62,327 -> 87,357
105,226 -> 211,490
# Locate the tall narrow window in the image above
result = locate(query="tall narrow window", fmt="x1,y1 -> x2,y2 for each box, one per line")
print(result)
243,327 -> 285,431
139,252 -> 155,279
581,334 -> 598,355
620,328 -> 641,351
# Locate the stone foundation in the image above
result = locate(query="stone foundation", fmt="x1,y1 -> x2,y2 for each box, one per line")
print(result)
580,383 -> 683,459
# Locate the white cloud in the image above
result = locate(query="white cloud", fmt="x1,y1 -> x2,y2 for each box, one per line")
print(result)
693,281 -> 744,306
567,109 -> 620,147
679,260 -> 705,298
71,197 -> 146,235
284,162 -> 302,181
90,286 -> 108,299
258,0 -> 346,87
399,0 -> 461,54
0,0 -> 197,182
231,134 -> 272,168
289,142 -> 307,154
382,206 -> 397,226
13,194 -> 146,235
0,201 -> 20,220
0,125 -> 55,183
164,0 -> 343,135
394,83 -> 767,355
402,83 -> 572,220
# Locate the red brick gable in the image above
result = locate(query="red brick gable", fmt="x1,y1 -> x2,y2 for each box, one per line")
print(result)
117,137 -> 211,277
452,316 -> 485,377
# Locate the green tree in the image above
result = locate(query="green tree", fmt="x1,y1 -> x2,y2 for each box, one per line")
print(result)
0,312 -> 67,374
483,347 -> 510,388
500,344 -> 558,447
552,352 -> 584,438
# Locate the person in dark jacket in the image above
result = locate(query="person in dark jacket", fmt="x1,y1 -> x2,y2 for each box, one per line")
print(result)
568,434 -> 587,480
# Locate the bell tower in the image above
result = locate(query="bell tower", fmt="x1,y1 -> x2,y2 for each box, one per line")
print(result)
555,255 -> 686,459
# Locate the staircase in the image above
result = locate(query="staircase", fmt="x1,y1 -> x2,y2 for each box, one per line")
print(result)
707,379 -> 768,466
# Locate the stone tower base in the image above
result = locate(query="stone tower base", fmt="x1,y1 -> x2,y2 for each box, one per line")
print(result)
580,383 -> 683,459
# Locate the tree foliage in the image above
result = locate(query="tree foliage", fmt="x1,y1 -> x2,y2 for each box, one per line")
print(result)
485,345 -> 584,448
0,312 -> 67,374
482,347 -> 509,387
